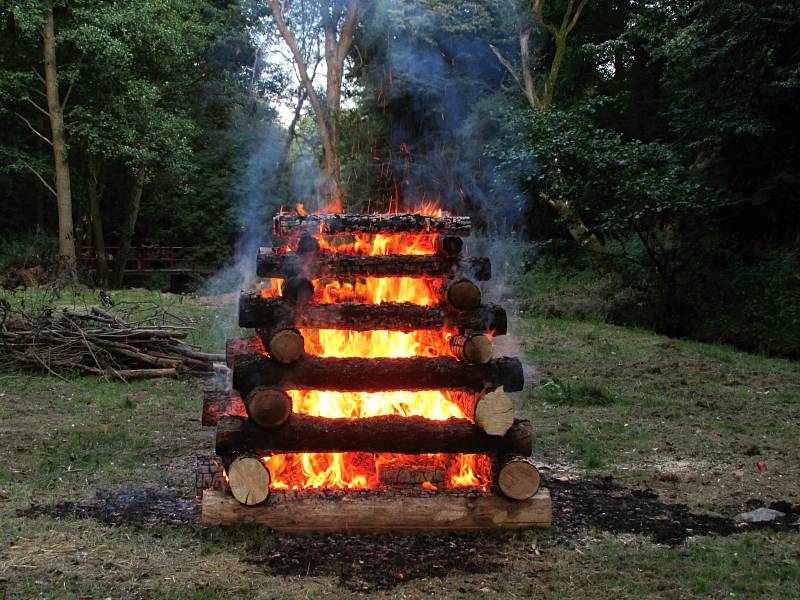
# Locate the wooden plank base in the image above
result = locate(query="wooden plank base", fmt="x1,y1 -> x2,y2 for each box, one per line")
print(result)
201,488 -> 551,532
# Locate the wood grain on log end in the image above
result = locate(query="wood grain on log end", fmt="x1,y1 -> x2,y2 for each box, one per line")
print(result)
475,389 -> 515,436
246,387 -> 292,429
227,455 -> 270,506
450,334 -> 493,365
497,456 -> 541,501
263,328 -> 304,364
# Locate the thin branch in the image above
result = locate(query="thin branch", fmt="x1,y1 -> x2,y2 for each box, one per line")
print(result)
61,78 -> 75,111
567,0 -> 590,35
14,111 -> 53,146
22,162 -> 57,197
489,44 -> 524,91
24,96 -> 50,118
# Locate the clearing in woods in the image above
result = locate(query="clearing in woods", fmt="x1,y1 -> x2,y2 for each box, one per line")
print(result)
0,289 -> 799,598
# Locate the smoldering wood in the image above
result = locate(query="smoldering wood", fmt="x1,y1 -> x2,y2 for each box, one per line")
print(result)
273,213 -> 472,237
201,488 -> 553,531
378,463 -> 447,487
231,354 -> 525,395
202,388 -> 247,426
256,250 -> 491,281
225,336 -> 264,368
238,293 -> 508,334
215,415 -> 532,455
282,276 -> 314,305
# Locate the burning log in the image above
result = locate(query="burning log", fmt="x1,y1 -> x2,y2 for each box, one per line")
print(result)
296,234 -> 321,255
442,278 -> 482,310
238,293 -> 508,334
257,250 -> 491,281
260,325 -> 304,364
232,354 -> 525,395
225,337 -> 264,368
226,455 -> 270,506
449,334 -> 493,365
273,213 -> 472,237
495,455 -> 541,501
378,463 -> 446,487
202,388 -> 247,426
216,415 -> 532,455
449,389 -> 515,436
282,277 -> 315,306
246,387 -> 293,429
194,455 -> 227,497
201,488 -> 552,531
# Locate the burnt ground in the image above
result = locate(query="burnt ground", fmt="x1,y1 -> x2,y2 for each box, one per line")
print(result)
20,476 -> 800,592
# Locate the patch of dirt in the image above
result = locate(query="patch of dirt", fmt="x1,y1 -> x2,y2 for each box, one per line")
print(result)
20,487 -> 199,527
18,477 -> 800,591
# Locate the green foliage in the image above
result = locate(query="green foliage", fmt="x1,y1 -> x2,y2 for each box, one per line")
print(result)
0,232 -> 57,273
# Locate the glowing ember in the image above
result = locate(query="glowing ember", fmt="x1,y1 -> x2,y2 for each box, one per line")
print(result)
260,205 -> 490,491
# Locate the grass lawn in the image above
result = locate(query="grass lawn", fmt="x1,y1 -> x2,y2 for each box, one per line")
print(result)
1,287 -> 799,598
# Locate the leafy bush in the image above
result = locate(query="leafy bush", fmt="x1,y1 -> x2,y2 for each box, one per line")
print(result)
0,232 -> 56,273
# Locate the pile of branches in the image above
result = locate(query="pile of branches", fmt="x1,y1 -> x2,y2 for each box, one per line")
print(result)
0,296 -> 224,381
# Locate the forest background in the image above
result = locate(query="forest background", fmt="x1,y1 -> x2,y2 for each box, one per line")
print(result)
1,0 -> 798,357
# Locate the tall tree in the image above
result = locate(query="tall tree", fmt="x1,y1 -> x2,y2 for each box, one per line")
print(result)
267,0 -> 370,207
491,0 -> 607,267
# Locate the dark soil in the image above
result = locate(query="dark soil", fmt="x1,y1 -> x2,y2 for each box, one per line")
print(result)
20,477 -> 799,592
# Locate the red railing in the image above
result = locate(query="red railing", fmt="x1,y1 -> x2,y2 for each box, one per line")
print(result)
79,246 -> 197,273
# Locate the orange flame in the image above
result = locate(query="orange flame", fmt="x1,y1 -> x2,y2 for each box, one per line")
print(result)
261,204 -> 490,492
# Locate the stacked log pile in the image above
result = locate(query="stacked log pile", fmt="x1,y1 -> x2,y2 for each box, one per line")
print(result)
0,299 -> 222,380
200,212 -> 551,531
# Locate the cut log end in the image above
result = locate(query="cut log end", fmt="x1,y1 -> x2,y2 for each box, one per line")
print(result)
265,328 -> 304,364
446,279 -> 482,311
474,389 -> 515,436
497,456 -> 541,501
450,334 -> 493,365
438,236 -> 464,256
227,455 -> 270,506
246,387 -> 292,429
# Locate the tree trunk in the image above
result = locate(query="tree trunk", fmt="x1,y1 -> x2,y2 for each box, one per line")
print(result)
87,158 -> 108,286
111,169 -> 145,288
272,213 -> 472,237
43,2 -> 76,280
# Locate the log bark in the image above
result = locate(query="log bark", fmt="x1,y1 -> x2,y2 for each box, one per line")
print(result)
257,250 -> 491,281
273,214 -> 472,237
232,354 -> 525,395
216,415 -> 532,456
496,455 -> 541,501
202,488 -> 552,531
202,388 -> 247,426
449,334 -> 493,365
450,389 -> 515,436
378,463 -> 446,487
246,387 -> 292,429
238,293 -> 508,335
442,279 -> 482,311
227,455 -> 270,506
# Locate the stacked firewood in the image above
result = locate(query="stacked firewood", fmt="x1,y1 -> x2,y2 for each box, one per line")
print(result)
201,213 -> 550,531
0,298 -> 222,380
